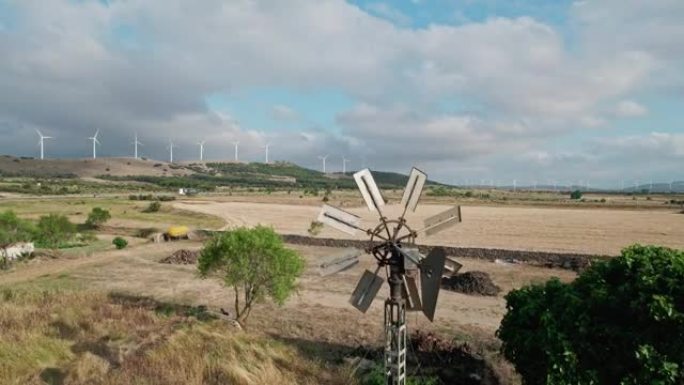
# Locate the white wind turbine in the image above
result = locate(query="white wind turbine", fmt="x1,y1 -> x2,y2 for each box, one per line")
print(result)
133,133 -> 143,159
197,140 -> 206,161
342,156 -> 350,175
263,143 -> 271,163
318,154 -> 329,173
35,129 -> 53,160
88,129 -> 100,159
232,141 -> 239,162
167,139 -> 177,163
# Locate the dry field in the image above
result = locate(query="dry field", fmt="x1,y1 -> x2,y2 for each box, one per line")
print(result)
174,201 -> 684,255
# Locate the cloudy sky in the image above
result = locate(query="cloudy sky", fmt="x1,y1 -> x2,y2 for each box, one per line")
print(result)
0,0 -> 682,187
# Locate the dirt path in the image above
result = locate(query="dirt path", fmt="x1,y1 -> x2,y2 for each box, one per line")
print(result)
174,201 -> 684,255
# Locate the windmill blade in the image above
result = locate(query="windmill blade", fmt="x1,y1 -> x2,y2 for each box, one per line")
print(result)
317,204 -> 362,235
353,169 -> 385,213
422,206 -> 462,236
444,257 -> 463,277
403,273 -> 422,311
318,247 -> 361,276
401,167 -> 427,214
401,247 -> 461,278
349,268 -> 384,313
420,247 -> 446,322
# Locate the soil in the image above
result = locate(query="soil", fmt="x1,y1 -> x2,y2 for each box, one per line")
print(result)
159,249 -> 200,265
442,271 -> 501,296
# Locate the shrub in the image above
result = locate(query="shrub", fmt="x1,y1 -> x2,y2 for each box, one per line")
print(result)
143,201 -> 161,213
307,220 -> 324,236
34,214 -> 76,248
0,210 -> 34,245
497,244 -> 684,385
134,227 -> 159,238
85,207 -> 111,228
112,237 -> 128,249
570,190 -> 583,199
197,226 -> 305,326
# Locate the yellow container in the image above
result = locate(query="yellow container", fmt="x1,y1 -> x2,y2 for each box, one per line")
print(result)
167,226 -> 189,238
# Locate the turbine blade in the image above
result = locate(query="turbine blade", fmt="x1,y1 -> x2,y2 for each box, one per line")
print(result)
353,168 -> 385,212
317,204 -> 361,235
318,248 -> 361,276
422,206 -> 462,236
401,167 -> 427,214
349,269 -> 384,313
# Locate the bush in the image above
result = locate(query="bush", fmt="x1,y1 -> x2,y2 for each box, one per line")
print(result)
34,214 -> 76,248
134,227 -> 159,238
143,201 -> 161,213
85,207 -> 111,228
112,237 -> 128,249
570,190 -> 583,199
307,220 -> 324,236
197,226 -> 305,326
497,244 -> 684,385
0,210 -> 34,245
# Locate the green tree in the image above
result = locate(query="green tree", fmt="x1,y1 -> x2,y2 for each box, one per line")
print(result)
35,214 -> 76,248
0,210 -> 34,245
142,201 -> 161,213
570,190 -> 583,200
497,245 -> 684,385
197,226 -> 305,326
85,207 -> 111,228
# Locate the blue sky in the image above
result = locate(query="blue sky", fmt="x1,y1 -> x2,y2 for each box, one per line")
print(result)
0,0 -> 682,187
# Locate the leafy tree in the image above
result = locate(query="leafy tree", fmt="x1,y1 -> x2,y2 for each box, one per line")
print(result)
497,244 -> 684,385
85,207 -> 111,228
0,210 -> 34,245
197,226 -> 305,326
34,214 -> 76,248
112,237 -> 128,249
570,189 -> 583,200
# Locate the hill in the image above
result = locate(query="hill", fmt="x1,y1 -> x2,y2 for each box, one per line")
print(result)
0,156 -> 193,178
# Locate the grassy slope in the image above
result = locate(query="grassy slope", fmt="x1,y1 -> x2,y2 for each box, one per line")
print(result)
0,278 -> 356,385
0,198 -> 225,230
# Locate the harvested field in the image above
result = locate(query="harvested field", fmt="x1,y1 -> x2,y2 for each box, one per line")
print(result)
174,201 -> 684,255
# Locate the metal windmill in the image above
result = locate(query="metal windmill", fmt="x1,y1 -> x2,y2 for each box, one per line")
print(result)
315,167 -> 463,385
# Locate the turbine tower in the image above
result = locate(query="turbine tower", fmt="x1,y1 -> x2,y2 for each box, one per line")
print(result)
88,129 -> 100,159
133,133 -> 143,159
263,143 -> 271,163
232,141 -> 239,162
342,156 -> 350,175
167,140 -> 177,163
35,129 -> 53,160
318,154 -> 329,173
198,140 -> 205,161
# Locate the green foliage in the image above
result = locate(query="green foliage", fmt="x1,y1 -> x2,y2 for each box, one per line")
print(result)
85,207 -> 111,228
497,244 -> 684,385
197,226 -> 305,326
570,189 -> 583,199
0,210 -> 34,245
112,237 -> 128,250
34,214 -> 76,248
142,201 -> 161,213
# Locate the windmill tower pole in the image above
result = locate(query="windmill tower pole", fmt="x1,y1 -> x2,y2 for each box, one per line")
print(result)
342,157 -> 350,175
263,144 -> 270,163
134,133 -> 138,159
233,141 -> 239,162
40,137 -> 44,160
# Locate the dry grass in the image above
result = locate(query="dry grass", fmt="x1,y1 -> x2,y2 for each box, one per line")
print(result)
0,279 -> 357,385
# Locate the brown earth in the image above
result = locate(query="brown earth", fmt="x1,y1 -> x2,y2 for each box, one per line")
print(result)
174,201 -> 684,255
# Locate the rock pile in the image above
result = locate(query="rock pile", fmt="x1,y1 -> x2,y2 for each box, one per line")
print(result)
159,249 -> 200,265
441,271 -> 501,296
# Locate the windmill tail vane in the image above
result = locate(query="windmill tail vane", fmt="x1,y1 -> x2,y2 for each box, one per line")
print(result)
315,167 -> 463,385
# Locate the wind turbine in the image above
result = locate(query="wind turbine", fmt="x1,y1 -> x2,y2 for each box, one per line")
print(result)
263,143 -> 271,163
197,140 -> 206,161
35,129 -> 53,160
342,156 -> 350,175
167,139 -> 177,163
232,141 -> 239,162
132,133 -> 143,159
88,129 -> 100,159
318,154 -> 329,173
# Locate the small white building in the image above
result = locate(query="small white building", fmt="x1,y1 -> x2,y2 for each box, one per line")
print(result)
1,242 -> 34,261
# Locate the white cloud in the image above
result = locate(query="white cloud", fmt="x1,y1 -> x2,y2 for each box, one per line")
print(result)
614,100 -> 648,117
364,2 -> 412,26
270,105 -> 299,122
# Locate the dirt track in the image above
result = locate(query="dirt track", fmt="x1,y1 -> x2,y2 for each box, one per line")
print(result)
175,201 -> 684,255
